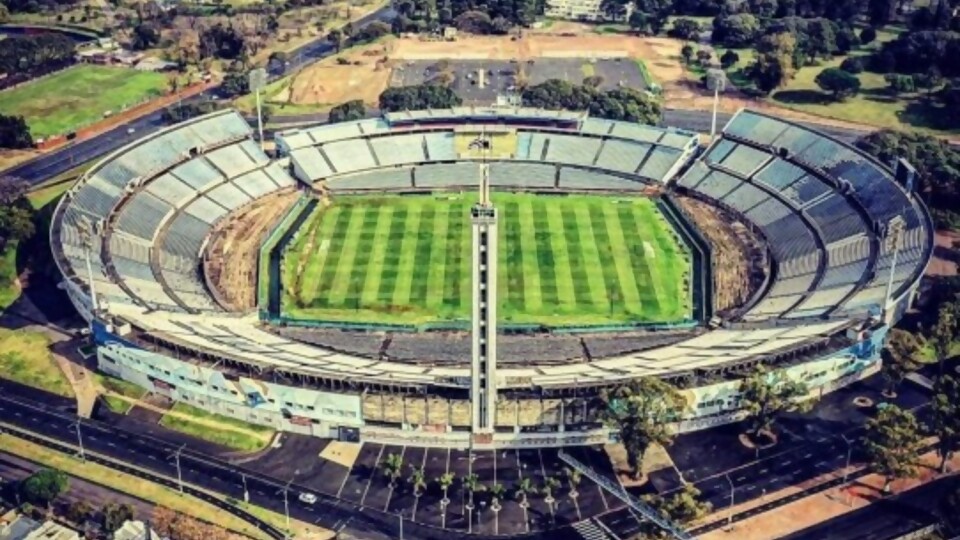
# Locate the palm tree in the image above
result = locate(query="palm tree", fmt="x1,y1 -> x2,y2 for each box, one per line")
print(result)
408,464 -> 427,498
564,467 -> 582,500
542,476 -> 561,515
462,473 -> 484,534
514,477 -> 536,509
381,453 -> 403,489
489,482 -> 506,534
436,472 -> 456,528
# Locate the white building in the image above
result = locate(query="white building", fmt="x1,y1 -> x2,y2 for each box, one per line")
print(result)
544,0 -> 633,21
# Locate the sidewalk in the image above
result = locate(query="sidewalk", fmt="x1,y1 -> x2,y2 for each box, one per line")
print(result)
696,448 -> 959,540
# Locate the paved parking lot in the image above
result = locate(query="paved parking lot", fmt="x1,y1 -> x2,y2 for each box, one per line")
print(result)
390,58 -> 647,104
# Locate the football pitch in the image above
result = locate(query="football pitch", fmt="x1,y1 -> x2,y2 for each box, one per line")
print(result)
279,193 -> 692,327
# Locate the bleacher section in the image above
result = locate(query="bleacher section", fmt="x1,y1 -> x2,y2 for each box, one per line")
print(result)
326,168 -> 413,191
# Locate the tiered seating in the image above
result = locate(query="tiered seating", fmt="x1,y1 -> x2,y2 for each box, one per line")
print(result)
322,139 -> 377,174
424,132 -> 455,161
580,118 -> 614,136
115,192 -> 172,242
721,182 -> 768,213
207,182 -> 252,210
594,139 -> 649,173
233,170 -> 281,199
170,158 -> 224,192
489,162 -> 556,188
515,133 -> 534,159
326,168 -> 413,191
146,174 -> 198,207
71,177 -> 123,218
290,147 -> 335,181
184,196 -> 229,224
717,143 -> 770,177
205,142 -> 262,178
544,134 -> 602,166
558,168 -> 644,190
370,134 -> 426,166
304,122 -> 363,144
527,132 -> 549,161
414,162 -> 477,188
637,147 -> 682,181
608,122 -> 664,143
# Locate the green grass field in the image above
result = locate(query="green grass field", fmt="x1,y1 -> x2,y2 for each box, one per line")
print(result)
279,193 -> 692,327
159,402 -> 275,452
0,328 -> 74,397
0,65 -> 167,138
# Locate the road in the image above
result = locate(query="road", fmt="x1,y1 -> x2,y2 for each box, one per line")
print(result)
0,451 -> 155,521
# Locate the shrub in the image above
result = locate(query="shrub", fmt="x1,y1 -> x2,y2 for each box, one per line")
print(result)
840,57 -> 864,74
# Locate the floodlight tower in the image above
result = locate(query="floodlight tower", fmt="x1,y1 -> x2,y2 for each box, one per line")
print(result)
706,69 -> 726,142
468,132 -> 498,443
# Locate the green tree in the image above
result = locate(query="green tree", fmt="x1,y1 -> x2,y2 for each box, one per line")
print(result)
327,28 -> 343,52
864,405 -> 925,493
931,301 -> 959,375
696,49 -> 712,65
668,18 -> 701,40
102,503 -> 135,533
489,482 -> 506,508
0,178 -> 36,254
815,67 -> 862,101
931,375 -> 960,473
640,484 -> 712,537
601,377 -> 688,479
328,99 -> 366,123
381,453 -> 403,488
840,57 -> 864,74
514,477 -> 536,508
66,501 -> 94,524
720,49 -> 740,69
681,44 -> 694,65
462,473 -> 484,512
436,472 -> 455,503
408,464 -> 427,497
751,33 -> 798,93
738,366 -> 811,441
882,329 -> 923,397
0,114 -> 33,150
885,73 -> 916,96
20,469 -> 68,508
712,13 -> 760,48
564,466 -> 582,498
860,27 -> 877,45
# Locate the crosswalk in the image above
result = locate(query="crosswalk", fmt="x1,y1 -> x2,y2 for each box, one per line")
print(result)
573,518 -> 618,540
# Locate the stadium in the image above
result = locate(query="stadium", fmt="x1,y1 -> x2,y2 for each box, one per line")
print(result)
52,106 -> 932,449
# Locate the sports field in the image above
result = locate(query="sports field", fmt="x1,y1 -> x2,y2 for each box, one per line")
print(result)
0,65 -> 167,138
279,193 -> 692,327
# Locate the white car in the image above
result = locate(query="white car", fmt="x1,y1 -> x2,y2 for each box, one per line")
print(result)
298,492 -> 318,505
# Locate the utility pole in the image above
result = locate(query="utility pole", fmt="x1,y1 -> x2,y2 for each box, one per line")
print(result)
71,420 -> 86,462
168,444 -> 186,494
724,473 -> 735,529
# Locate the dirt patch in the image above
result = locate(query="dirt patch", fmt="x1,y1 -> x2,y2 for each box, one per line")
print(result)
204,189 -> 299,311
929,229 -> 960,276
288,41 -> 394,106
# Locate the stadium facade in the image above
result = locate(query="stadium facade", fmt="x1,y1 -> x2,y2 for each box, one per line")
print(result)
52,107 -> 932,449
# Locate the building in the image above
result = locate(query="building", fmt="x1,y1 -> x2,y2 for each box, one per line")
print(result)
113,520 -> 159,540
544,0 -> 633,21
0,514 -> 80,540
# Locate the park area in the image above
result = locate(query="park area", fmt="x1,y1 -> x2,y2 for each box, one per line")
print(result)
0,64 -> 168,139
278,193 -> 692,327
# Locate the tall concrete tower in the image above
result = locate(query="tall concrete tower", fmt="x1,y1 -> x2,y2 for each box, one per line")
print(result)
469,135 -> 498,441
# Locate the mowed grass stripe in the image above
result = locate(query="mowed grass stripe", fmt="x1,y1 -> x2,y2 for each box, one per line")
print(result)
424,203 -> 449,309
601,203 -> 643,313
587,204 -> 628,313
310,205 -> 355,308
638,203 -> 687,317
403,205 -> 435,306
545,202 -> 577,310
377,206 -> 411,304
559,205 -> 596,308
300,206 -> 343,305
617,205 -> 661,317
573,204 -> 613,309
501,201 -> 525,312
327,206 -> 370,305
360,206 -> 395,307
532,201 -> 559,309
517,200 -> 543,311
458,206 -> 472,313
442,204 -> 466,310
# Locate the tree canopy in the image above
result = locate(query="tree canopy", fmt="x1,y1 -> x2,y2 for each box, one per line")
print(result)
815,67 -> 862,100
738,365 -> 811,438
856,130 -> 960,228
521,79 -> 661,124
640,484 -> 712,538
864,404 -> 925,492
881,329 -> 923,396
20,468 -> 69,507
931,375 -> 960,473
600,377 -> 687,479
395,0 -> 539,31
712,13 -> 761,48
0,114 -> 33,150
378,84 -> 462,112
328,100 -> 367,123
0,178 -> 36,254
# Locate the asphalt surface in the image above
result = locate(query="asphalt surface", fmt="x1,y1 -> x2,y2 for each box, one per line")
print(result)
0,451 -> 155,524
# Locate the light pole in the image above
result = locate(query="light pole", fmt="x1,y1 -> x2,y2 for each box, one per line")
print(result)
242,473 -> 249,503
397,510 -> 404,540
71,421 -> 86,462
277,469 -> 299,533
841,434 -> 854,484
706,68 -> 726,142
168,443 -> 186,494
724,473 -> 735,529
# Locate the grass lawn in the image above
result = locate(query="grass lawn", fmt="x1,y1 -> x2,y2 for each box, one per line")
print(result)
102,395 -> 134,414
0,328 -> 74,397
95,373 -> 148,403
0,179 -> 76,311
159,402 -> 274,452
0,433 -> 276,540
770,55 -> 960,134
0,65 -> 167,138
279,193 -> 692,327
234,75 -> 329,118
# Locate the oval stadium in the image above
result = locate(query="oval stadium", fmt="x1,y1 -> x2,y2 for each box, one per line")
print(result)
51,105 -> 932,457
